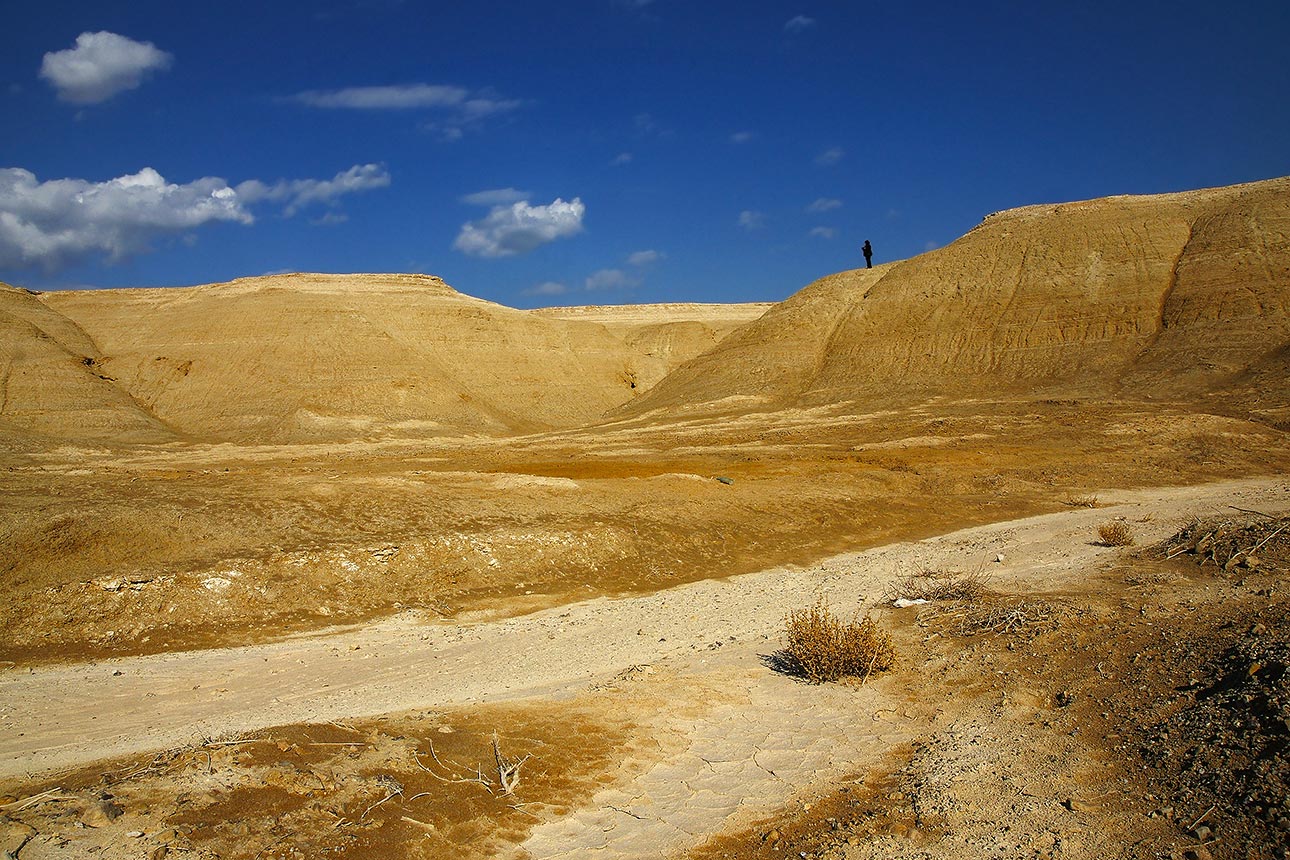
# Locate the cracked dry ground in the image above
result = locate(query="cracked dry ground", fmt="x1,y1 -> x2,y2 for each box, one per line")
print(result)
2,481 -> 1288,860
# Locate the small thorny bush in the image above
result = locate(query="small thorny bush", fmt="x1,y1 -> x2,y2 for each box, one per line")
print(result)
783,600 -> 896,684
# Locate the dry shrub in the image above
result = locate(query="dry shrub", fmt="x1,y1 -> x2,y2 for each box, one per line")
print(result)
887,568 -> 990,603
1158,514 -> 1289,571
1062,494 -> 1100,508
1098,520 -> 1135,546
951,599 -> 1061,638
783,600 -> 896,684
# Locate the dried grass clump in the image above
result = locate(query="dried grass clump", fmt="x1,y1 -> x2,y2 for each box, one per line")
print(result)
1098,520 -> 1135,546
887,568 -> 990,603
783,600 -> 896,684
1062,494 -> 1100,508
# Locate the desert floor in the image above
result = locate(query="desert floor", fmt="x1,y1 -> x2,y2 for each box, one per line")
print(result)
2,398 -> 1289,860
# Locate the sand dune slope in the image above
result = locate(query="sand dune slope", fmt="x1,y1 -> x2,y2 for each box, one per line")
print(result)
625,177 -> 1290,417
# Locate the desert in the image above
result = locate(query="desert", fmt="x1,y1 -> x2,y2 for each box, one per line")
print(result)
1,176 -> 1288,859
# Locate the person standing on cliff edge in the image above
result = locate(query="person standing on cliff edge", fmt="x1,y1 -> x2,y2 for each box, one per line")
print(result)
862,240 -> 873,268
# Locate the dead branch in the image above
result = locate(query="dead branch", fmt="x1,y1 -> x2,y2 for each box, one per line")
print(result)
414,744 -> 494,794
492,731 -> 531,796
1228,506 -> 1278,519
1,788 -> 77,812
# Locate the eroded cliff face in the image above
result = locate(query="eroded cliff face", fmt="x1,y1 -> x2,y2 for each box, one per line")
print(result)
626,177 -> 1290,416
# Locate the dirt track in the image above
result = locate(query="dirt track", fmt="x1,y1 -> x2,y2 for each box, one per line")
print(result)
3,476 -> 1286,859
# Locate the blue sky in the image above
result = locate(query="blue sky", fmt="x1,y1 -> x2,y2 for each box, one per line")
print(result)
2,1 -> 1288,307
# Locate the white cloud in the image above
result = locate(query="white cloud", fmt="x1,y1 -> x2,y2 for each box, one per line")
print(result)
585,268 -> 639,291
730,131 -> 756,144
460,187 -> 530,207
453,197 -> 585,258
292,83 -> 523,140
815,147 -> 844,166
310,212 -> 349,226
785,15 -> 816,33
806,197 -> 843,213
293,83 -> 469,109
924,240 -> 939,251
0,163 -> 390,272
810,226 -> 837,239
40,31 -> 172,105
0,167 -> 248,270
627,249 -> 663,266
524,280 -> 569,296
738,210 -> 766,230
235,163 -> 390,217
611,152 -> 634,166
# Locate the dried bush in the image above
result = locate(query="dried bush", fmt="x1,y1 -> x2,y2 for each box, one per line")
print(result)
782,600 -> 896,684
886,568 -> 990,603
949,599 -> 1061,638
1062,494 -> 1100,508
1158,513 -> 1289,571
1098,521 -> 1135,546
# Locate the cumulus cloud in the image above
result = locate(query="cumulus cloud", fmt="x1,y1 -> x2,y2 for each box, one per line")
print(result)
815,147 -> 845,166
730,131 -> 756,144
453,197 -> 585,258
40,31 -> 173,104
785,15 -> 816,33
627,249 -> 663,266
585,268 -> 639,291
0,167 -> 246,270
0,163 -> 390,271
292,83 -> 522,140
807,197 -> 843,213
460,187 -> 530,206
810,226 -> 837,239
234,163 -> 390,217
738,210 -> 766,230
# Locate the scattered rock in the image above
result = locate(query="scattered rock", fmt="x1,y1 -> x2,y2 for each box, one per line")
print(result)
370,545 -> 400,563
80,799 -> 124,827
154,828 -> 183,844
1055,690 -> 1075,707
1191,824 -> 1212,842
1,818 -> 37,855
1061,797 -> 1097,813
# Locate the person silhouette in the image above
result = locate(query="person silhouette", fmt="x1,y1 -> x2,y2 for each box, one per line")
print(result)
862,240 -> 873,268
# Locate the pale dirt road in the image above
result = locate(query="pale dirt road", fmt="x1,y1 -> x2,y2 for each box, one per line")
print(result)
4,477 -> 1285,786
4,477 -> 1289,860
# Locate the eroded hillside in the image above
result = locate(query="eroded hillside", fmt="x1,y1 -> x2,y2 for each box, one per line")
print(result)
6,274 -> 768,444
623,177 -> 1290,423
